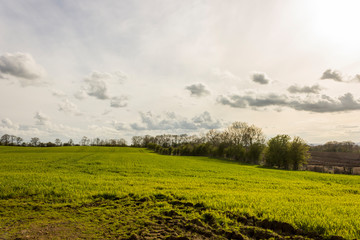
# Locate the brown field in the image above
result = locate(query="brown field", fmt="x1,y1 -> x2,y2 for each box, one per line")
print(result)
306,151 -> 360,174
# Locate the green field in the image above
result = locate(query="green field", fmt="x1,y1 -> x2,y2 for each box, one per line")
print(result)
0,146 -> 359,239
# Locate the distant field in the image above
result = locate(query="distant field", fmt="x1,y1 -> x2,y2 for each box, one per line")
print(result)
308,151 -> 360,168
0,146 -> 359,239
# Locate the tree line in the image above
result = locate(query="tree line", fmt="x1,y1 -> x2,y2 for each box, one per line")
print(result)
310,141 -> 360,153
1,122 -> 310,170
0,134 -> 127,147
132,122 -> 310,170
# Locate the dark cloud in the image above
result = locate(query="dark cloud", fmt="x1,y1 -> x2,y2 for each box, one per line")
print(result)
290,93 -> 360,113
0,52 -> 46,86
287,84 -> 322,94
218,92 -> 360,113
129,111 -> 222,131
110,96 -> 128,108
185,83 -> 210,97
321,69 -> 343,82
320,69 -> 360,83
217,94 -> 288,108
251,72 -> 271,85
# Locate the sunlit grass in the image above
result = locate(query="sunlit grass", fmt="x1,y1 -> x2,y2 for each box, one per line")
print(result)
0,146 -> 359,238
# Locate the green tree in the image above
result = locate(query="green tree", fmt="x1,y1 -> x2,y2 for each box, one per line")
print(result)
289,136 -> 310,170
246,142 -> 265,164
265,134 -> 291,169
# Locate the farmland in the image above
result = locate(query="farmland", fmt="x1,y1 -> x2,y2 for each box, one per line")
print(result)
0,146 -> 359,239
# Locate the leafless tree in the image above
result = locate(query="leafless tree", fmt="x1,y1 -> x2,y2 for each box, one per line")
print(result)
55,139 -> 62,146
16,137 -> 23,145
0,134 -> 10,145
30,137 -> 40,146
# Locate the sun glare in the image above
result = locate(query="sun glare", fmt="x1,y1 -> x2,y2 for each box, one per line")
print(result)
307,0 -> 360,52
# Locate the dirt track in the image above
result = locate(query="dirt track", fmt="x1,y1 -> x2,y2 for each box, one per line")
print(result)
4,195 -> 346,240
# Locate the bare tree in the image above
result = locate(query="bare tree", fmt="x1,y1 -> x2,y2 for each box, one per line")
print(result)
131,136 -> 143,147
93,137 -> 101,146
142,135 -> 154,147
179,134 -> 189,144
226,122 -> 248,145
30,137 -> 40,147
55,139 -> 62,146
0,134 -> 10,145
206,129 -> 221,146
16,137 -> 23,145
226,122 -> 265,147
117,138 -> 127,146
80,136 -> 89,146
219,131 -> 231,145
109,139 -> 116,146
9,135 -> 16,145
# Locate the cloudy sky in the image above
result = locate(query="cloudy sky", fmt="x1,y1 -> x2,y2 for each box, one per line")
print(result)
1,0 -> 360,144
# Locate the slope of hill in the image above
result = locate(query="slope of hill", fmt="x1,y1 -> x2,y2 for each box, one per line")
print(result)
0,146 -> 359,239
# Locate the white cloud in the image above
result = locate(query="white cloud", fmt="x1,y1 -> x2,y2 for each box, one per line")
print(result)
52,89 -> 67,98
1,118 -> 18,129
88,124 -> 120,136
212,68 -> 240,82
58,99 -> 82,116
74,89 -> 88,100
102,109 -> 112,115
0,116 -> 89,143
34,111 -> 51,126
112,121 -> 128,130
79,71 -> 128,104
128,111 -> 222,131
191,111 -> 221,129
113,71 -> 128,83
0,52 -> 46,86
110,96 -> 128,108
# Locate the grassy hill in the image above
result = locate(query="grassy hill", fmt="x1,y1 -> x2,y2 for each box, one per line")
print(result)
0,146 -> 359,239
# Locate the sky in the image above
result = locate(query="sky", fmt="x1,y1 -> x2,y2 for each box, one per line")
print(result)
1,0 -> 360,144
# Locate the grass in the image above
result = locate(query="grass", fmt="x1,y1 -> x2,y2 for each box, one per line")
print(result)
0,146 -> 359,239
